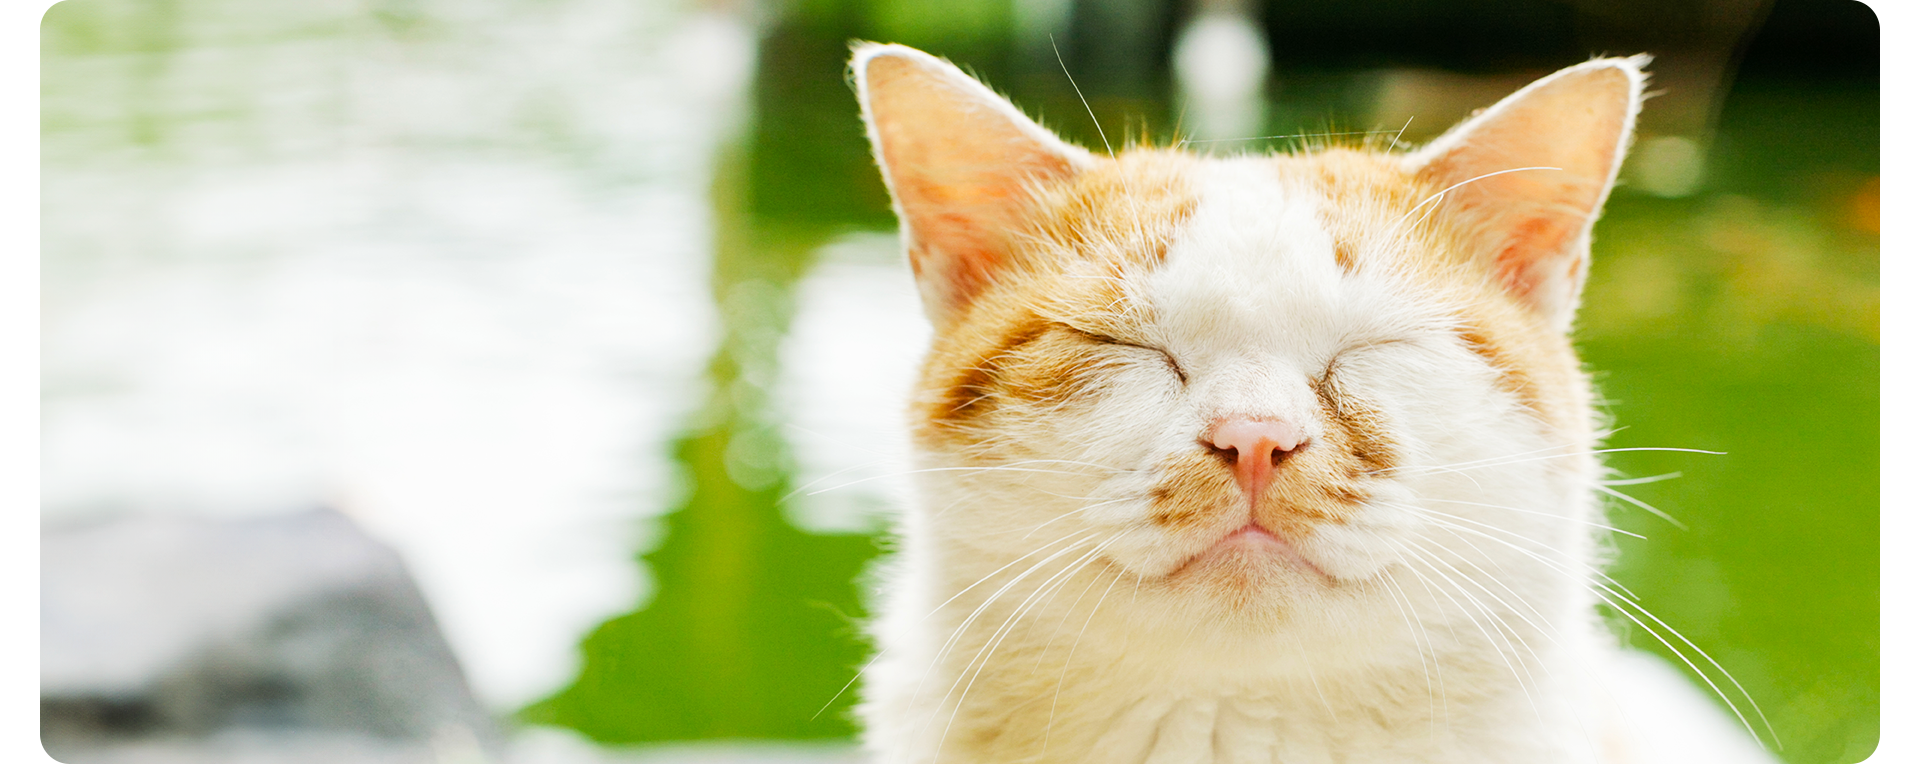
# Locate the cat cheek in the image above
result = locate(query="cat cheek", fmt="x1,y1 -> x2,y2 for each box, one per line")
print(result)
1297,486 -> 1421,580
1143,452 -> 1241,534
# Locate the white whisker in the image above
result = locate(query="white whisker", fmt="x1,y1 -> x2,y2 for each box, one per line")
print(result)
807,462 -> 1125,497
1052,35 -> 1112,158
923,530 -> 1097,620
1044,554 -> 1129,757
1421,496 -> 1646,539
1589,585 -> 1780,749
937,536 -> 1119,757
1180,129 -> 1400,145
1598,471 -> 1683,486
1387,166 -> 1563,240
1387,502 -> 1640,600
910,535 -> 1100,747
1595,484 -> 1689,529
1387,539 -> 1544,723
1388,114 -> 1415,149
1590,586 -> 1776,750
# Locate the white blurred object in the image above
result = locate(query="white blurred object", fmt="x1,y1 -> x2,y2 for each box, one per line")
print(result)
40,0 -> 756,711
1605,648 -> 1783,764
1172,11 -> 1271,143
1013,0 -> 1074,47
1629,135 -> 1707,198
775,233 -> 932,534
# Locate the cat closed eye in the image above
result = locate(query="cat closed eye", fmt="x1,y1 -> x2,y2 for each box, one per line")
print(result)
1064,326 -> 1187,384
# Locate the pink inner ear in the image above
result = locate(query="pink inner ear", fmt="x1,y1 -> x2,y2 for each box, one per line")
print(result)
915,210 -> 1000,303
1493,216 -> 1573,296
856,45 -> 1091,326
898,150 -> 1081,317
1402,58 -> 1642,329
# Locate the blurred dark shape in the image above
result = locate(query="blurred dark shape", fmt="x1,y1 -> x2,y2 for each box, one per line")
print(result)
1065,0 -> 1179,98
42,509 -> 497,763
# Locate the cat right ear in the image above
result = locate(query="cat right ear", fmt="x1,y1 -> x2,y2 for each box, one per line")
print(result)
1403,57 -> 1646,333
852,43 -> 1096,327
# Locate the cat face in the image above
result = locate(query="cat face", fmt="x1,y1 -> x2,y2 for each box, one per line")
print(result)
857,45 -> 1641,633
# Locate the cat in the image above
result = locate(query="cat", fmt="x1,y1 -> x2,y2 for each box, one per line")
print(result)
848,42 -> 1779,764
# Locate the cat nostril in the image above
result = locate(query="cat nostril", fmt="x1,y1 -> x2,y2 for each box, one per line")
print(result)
1203,441 -> 1237,461
1205,419 -> 1305,497
1207,419 -> 1304,461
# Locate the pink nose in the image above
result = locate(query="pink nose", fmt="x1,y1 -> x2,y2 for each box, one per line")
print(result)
1208,419 -> 1304,498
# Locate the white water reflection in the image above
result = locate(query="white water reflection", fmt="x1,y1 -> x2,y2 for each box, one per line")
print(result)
43,0 -> 752,711
1173,10 -> 1271,142
775,233 -> 930,535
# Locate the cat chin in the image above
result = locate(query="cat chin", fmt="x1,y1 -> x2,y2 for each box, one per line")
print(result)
1182,525 -> 1332,578
1151,525 -> 1345,612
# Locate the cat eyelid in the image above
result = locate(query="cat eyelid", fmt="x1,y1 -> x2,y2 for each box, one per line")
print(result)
1322,337 -> 1411,380
1058,324 -> 1189,384
1059,324 -> 1146,349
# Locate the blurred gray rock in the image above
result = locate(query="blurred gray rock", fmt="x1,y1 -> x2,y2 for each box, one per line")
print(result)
42,508 -> 498,763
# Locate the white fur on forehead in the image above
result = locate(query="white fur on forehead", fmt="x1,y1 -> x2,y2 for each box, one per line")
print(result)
1147,159 -> 1426,368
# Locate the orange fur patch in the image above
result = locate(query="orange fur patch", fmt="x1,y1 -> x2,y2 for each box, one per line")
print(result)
913,151 -> 1200,449
1148,451 -> 1239,531
1025,150 -> 1201,269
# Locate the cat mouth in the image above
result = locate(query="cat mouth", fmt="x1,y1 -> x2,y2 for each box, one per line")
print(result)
1167,522 -> 1337,587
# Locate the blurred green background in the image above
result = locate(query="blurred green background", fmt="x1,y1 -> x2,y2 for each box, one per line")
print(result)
528,1 -> 1880,758
44,0 -> 1877,762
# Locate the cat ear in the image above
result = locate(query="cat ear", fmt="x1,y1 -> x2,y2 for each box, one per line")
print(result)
1404,56 -> 1647,332
853,43 -> 1097,326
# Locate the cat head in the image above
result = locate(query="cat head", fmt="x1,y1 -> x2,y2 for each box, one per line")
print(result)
854,44 -> 1642,632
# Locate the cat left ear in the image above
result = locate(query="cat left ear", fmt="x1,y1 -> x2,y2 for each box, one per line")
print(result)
853,43 -> 1096,327
1405,56 -> 1647,332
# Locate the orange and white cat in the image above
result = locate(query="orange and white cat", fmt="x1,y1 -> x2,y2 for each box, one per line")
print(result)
850,43 -> 1778,764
